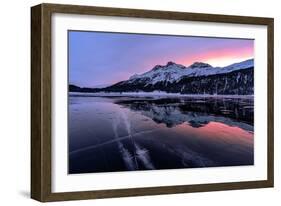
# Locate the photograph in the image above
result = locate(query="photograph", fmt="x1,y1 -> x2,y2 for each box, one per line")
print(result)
30,3 -> 274,201
68,30 -> 254,174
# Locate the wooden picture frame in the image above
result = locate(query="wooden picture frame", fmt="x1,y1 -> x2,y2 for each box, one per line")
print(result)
31,3 -> 274,202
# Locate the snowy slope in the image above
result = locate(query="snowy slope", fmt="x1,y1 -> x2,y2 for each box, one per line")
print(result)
127,62 -> 187,85
125,59 -> 254,86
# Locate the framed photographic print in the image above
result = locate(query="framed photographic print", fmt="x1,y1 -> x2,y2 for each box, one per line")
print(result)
31,3 -> 274,202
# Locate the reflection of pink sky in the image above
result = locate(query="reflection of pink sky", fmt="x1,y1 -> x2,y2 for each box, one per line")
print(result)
174,121 -> 253,146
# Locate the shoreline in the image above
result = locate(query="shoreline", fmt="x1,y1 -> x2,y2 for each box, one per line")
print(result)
69,91 -> 254,99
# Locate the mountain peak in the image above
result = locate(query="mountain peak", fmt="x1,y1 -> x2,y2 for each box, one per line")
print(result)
166,61 -> 177,66
189,62 -> 212,69
152,61 -> 184,71
165,61 -> 185,69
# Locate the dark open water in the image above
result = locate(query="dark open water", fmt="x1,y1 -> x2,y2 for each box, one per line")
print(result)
68,95 -> 254,174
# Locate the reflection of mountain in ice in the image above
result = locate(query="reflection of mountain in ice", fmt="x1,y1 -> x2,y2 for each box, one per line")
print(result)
116,97 -> 253,132
141,106 -> 252,131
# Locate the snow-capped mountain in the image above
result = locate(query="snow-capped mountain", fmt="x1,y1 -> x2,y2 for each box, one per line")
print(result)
104,59 -> 254,95
69,59 -> 254,95
123,59 -> 253,86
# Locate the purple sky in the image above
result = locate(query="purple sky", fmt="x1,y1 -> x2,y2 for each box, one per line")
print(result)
69,31 -> 254,87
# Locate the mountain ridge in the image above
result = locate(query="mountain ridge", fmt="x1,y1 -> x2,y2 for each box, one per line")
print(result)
125,58 -> 253,85
70,58 -> 254,95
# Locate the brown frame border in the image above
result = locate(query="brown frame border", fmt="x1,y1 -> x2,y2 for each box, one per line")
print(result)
31,3 -> 274,202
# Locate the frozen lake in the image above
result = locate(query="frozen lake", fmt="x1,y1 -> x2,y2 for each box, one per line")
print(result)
68,94 -> 254,174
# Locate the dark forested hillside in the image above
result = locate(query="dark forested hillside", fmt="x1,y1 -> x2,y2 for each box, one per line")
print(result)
102,67 -> 253,95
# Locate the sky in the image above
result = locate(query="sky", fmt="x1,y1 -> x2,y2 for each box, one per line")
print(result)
69,31 -> 254,87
